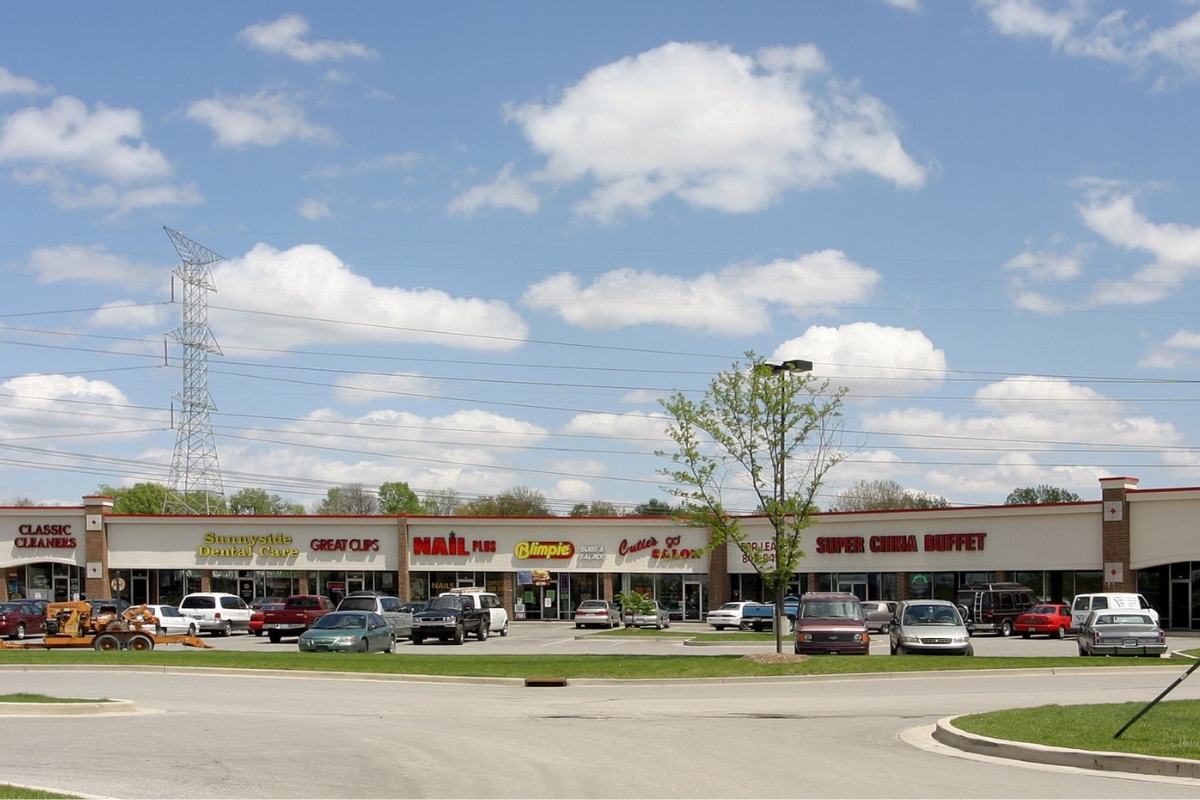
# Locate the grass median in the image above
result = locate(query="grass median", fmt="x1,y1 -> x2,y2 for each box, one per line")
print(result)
954,699 -> 1200,761
0,649 -> 1188,679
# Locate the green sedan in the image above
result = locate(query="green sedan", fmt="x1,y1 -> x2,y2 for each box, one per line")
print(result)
298,611 -> 395,653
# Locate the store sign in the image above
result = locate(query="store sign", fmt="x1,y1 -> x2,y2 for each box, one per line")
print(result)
815,533 -> 987,554
514,541 -> 574,559
577,545 -> 606,561
310,538 -> 379,552
618,536 -> 657,556
411,535 -> 496,557
14,524 -> 77,549
196,533 -> 300,559
651,535 -> 701,560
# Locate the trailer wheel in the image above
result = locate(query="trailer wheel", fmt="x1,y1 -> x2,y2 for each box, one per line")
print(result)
93,633 -> 122,651
128,633 -> 155,651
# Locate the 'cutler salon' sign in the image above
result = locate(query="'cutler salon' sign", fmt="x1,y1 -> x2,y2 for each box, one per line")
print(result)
15,523 -> 76,548
815,533 -> 987,554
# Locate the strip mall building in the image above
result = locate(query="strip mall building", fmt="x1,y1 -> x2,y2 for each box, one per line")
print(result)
3,477 -> 1199,629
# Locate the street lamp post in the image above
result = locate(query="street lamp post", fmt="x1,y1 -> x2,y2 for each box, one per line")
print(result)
762,358 -> 813,643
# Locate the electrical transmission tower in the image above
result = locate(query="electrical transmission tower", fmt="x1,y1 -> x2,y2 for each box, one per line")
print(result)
163,227 -> 225,514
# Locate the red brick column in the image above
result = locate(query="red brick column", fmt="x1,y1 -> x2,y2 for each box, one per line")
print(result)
397,516 -> 410,601
602,572 -> 614,603
1100,477 -> 1138,592
707,533 -> 730,610
82,495 -> 114,600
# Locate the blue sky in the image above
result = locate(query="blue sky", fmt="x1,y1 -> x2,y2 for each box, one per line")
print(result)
3,1 -> 1200,512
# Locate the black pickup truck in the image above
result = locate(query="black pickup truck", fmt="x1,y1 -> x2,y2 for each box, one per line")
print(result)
411,594 -> 490,645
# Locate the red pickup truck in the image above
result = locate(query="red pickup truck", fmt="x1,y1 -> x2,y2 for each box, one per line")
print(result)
261,595 -> 336,643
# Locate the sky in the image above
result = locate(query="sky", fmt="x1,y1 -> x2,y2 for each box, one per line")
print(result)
3,0 -> 1200,514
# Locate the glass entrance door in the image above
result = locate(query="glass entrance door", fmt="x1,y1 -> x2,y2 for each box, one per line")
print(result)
683,582 -> 704,621
838,578 -> 867,601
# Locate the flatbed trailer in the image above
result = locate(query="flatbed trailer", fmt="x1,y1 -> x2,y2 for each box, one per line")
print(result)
0,601 -> 211,651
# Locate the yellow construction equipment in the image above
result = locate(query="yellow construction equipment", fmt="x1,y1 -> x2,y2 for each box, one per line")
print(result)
2,601 -> 211,651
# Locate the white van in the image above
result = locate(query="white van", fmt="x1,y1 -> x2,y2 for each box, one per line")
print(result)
1070,592 -> 1159,631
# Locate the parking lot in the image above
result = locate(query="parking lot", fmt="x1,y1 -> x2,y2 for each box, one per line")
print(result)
157,620 -> 1199,658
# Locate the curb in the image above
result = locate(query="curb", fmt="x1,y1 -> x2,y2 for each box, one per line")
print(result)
0,698 -> 136,716
934,716 -> 1200,780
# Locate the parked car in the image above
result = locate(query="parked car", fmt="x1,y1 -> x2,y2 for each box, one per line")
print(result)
412,593 -> 493,644
1077,610 -> 1167,657
574,599 -> 621,629
250,596 -> 284,610
889,599 -> 973,656
0,601 -> 46,639
955,582 -> 1036,636
705,601 -> 758,630
1070,593 -> 1159,632
794,593 -> 869,655
250,603 -> 284,636
1014,603 -> 1073,638
624,600 -> 671,629
860,600 -> 897,633
142,604 -> 201,636
336,594 -> 414,639
298,611 -> 395,653
399,601 -> 428,614
178,592 -> 253,636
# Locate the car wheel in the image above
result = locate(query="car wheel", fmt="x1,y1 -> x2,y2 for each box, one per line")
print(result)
575,623 -> 582,629
1055,625 -> 1066,639
187,623 -> 198,636
1000,620 -> 1013,637
963,644 -> 974,656
411,635 -> 424,645
1078,644 -> 1089,656
268,631 -> 282,644
896,644 -> 907,656
358,638 -> 369,653
715,625 -> 725,631
14,623 -> 25,640
477,620 -> 489,641
664,619 -> 670,629
500,620 -> 509,637
452,624 -> 464,645
221,620 -> 233,637
385,635 -> 396,654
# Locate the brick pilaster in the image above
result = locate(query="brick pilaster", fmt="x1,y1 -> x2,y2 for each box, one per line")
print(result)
707,531 -> 730,610
82,496 -> 113,600
397,516 -> 410,601
1100,477 -> 1138,592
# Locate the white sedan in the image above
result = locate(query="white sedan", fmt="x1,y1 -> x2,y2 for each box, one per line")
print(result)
705,601 -> 756,630
143,604 -> 202,636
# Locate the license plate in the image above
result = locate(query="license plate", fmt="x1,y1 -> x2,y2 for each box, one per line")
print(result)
265,623 -> 291,629
1122,638 -> 1139,648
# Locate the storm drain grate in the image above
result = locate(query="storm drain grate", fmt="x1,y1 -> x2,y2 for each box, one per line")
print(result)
524,677 -> 569,687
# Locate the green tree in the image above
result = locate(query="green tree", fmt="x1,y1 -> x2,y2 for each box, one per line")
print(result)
313,483 -> 379,515
829,479 -> 949,512
97,482 -> 170,514
459,486 -> 554,517
627,498 -> 674,517
229,488 -> 305,515
419,488 -> 463,515
378,481 -> 422,515
7,496 -> 37,507
658,352 -> 847,653
1005,485 -> 1083,505
569,500 -> 620,517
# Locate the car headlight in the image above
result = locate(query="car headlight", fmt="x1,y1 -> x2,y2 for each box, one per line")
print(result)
899,634 -> 921,644
332,636 -> 359,646
952,636 -> 968,644
799,633 -> 812,642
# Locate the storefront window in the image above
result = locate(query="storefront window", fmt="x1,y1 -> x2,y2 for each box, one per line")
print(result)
1074,571 -> 1103,596
933,572 -> 956,602
569,573 -> 601,611
908,573 -> 932,599
210,571 -> 238,595
626,573 -> 655,598
658,573 -> 682,619
1013,571 -> 1045,599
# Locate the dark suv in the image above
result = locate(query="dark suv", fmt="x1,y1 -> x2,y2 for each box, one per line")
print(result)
793,592 -> 869,655
411,593 -> 492,645
955,582 -> 1036,636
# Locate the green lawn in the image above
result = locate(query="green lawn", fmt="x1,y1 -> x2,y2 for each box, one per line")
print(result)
954,700 -> 1200,761
0,786 -> 77,799
0,693 -> 108,703
0,649 -> 1187,679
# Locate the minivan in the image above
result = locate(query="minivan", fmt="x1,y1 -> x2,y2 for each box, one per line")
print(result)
793,592 -> 869,655
178,592 -> 253,636
1070,592 -> 1159,631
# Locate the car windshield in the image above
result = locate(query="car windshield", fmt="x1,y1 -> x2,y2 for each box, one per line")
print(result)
311,613 -> 366,630
426,596 -> 462,611
338,598 -> 376,612
720,603 -> 742,610
903,605 -> 960,626
800,601 -> 862,620
1097,614 -> 1152,626
578,601 -> 606,609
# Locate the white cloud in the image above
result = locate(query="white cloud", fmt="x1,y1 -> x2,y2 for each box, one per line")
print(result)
25,244 -> 159,285
298,198 -> 332,220
560,411 -> 675,446
880,0 -> 921,10
973,376 -> 1119,414
87,301 -> 170,331
522,250 -> 879,334
0,374 -> 161,438
462,41 -> 926,220
0,96 -> 197,214
186,91 -> 334,149
773,322 -> 947,397
333,373 -> 440,404
0,67 -> 52,96
1139,329 -> 1200,369
210,242 -> 529,351
238,15 -> 378,62
979,2 -> 1200,78
449,163 -> 539,216
1076,183 -> 1200,306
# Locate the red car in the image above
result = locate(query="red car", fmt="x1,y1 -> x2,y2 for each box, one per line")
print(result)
0,600 -> 47,640
250,603 -> 284,637
1014,603 -> 1073,639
